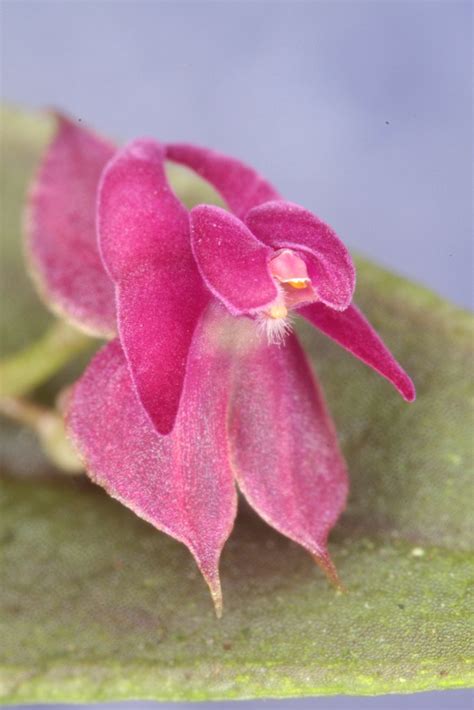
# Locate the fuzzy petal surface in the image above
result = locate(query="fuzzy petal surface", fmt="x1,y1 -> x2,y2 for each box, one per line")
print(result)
229,329 -> 348,581
26,114 -> 116,336
67,304 -> 238,616
300,302 -> 416,401
246,201 -> 355,311
166,143 -> 280,219
98,139 -> 208,434
190,204 -> 278,315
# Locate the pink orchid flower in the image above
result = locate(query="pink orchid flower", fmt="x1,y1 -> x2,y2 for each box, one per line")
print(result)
26,115 -> 415,615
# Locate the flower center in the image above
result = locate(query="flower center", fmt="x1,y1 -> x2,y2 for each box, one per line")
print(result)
269,249 -> 310,290
257,249 -> 315,344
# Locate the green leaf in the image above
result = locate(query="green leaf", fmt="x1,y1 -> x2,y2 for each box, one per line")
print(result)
1,106 -> 473,702
0,108 -> 54,356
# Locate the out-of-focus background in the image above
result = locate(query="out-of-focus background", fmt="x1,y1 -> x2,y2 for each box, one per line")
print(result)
2,0 -> 472,310
2,1 -> 472,708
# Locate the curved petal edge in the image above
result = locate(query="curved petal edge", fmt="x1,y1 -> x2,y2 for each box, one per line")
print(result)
301,302 -> 416,402
67,304 -> 238,616
26,112 -> 117,337
246,200 -> 356,311
229,328 -> 348,584
166,142 -> 281,219
98,138 -> 209,435
190,204 -> 278,316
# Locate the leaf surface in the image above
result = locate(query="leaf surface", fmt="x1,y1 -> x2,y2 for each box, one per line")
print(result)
1,107 -> 473,701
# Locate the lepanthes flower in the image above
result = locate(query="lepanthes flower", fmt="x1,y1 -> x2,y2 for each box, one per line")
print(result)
26,115 -> 415,615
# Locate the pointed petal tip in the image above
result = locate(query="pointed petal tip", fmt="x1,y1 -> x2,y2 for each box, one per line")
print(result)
312,551 -> 345,592
402,377 -> 417,403
51,109 -> 78,128
41,107 -> 73,130
49,109 -> 104,143
301,303 -> 417,405
392,370 -> 416,402
146,408 -> 177,437
206,575 -> 223,619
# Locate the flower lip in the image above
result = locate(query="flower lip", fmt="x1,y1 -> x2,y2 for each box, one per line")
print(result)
256,249 -> 318,346
246,201 -> 356,312
269,248 -> 311,289
267,248 -> 317,314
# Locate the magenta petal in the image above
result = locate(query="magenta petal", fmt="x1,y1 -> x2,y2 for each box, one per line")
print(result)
230,331 -> 348,582
190,204 -> 278,315
166,143 -> 280,219
98,139 -> 209,434
67,305 -> 238,616
246,201 -> 355,311
301,302 -> 416,401
26,113 -> 116,336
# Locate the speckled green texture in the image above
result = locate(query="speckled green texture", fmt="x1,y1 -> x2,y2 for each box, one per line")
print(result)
1,107 -> 473,702
1,477 -> 473,701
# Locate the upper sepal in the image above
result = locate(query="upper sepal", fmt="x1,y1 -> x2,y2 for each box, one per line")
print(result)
166,143 -> 280,219
246,200 -> 356,311
98,138 -> 209,435
26,112 -> 117,336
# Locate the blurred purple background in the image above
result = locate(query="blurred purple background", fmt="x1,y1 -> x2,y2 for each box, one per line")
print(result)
2,1 -> 472,708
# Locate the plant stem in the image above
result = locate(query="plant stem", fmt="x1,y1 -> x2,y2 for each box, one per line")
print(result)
0,395 -> 46,427
0,395 -> 83,473
0,320 -> 91,397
